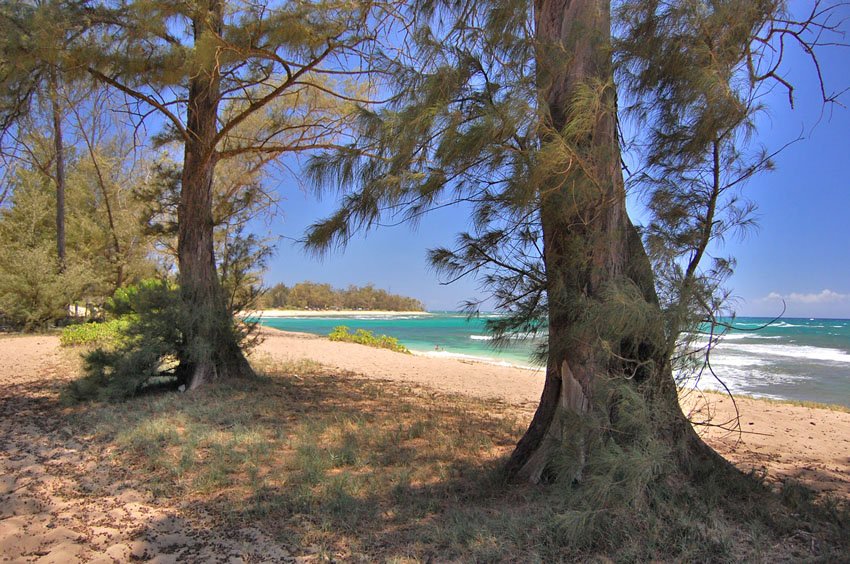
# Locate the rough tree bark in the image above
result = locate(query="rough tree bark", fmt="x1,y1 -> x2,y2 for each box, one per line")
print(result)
505,0 -> 729,483
178,0 -> 253,389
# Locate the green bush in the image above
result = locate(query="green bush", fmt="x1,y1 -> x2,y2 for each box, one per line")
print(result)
60,318 -> 130,347
0,244 -> 99,331
105,279 -> 172,317
66,278 -> 256,402
327,326 -> 410,353
66,280 -> 187,401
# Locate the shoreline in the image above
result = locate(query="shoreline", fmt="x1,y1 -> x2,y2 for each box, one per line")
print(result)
255,326 -> 546,407
262,325 -> 850,413
410,348 -> 538,370
254,322 -> 850,408
244,309 -> 432,318
0,333 -> 847,503
257,326 -> 850,409
259,324 -> 540,372
257,326 -> 850,408
251,327 -> 850,499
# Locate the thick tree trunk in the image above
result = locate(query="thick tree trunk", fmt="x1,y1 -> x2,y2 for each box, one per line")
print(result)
505,0 -> 729,484
178,0 -> 252,389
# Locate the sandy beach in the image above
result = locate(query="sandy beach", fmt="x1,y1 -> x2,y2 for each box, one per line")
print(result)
1,329 -> 848,560
254,328 -> 850,499
256,328 -> 545,407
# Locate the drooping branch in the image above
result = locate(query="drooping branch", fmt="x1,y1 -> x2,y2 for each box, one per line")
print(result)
217,142 -> 350,160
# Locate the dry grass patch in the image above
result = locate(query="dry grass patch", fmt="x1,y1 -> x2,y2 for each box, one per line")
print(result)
74,357 -> 534,559
64,356 -> 849,562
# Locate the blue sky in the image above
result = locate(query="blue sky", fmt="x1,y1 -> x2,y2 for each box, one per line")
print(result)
261,10 -> 850,318
712,23 -> 850,319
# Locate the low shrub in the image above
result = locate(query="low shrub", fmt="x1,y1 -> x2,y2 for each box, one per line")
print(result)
60,318 -> 130,348
66,278 -> 258,402
65,280 -> 187,401
328,325 -> 410,353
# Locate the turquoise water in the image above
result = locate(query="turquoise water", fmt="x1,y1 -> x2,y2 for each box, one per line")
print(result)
257,314 -> 850,408
259,312 -> 541,367
696,318 -> 850,408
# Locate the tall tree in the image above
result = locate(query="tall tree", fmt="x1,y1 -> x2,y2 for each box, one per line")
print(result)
4,0 -> 401,388
305,0 -> 845,490
0,0 -> 80,267
48,69 -> 67,267
0,129 -> 157,329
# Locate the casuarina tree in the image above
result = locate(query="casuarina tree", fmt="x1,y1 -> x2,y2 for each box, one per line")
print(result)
2,0 -> 404,388
0,0 -> 84,268
305,0 -> 845,504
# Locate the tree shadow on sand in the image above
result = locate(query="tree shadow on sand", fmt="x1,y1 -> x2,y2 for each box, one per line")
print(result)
4,351 -> 850,561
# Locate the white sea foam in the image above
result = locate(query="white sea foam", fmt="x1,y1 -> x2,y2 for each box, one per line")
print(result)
771,321 -> 824,328
708,354 -> 768,368
720,343 -> 850,363
469,333 -> 539,341
680,366 -> 808,397
714,333 -> 782,341
688,335 -> 781,350
724,321 -> 813,329
469,335 -> 494,341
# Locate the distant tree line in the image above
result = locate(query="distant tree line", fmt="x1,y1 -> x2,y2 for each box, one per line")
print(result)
257,282 -> 424,312
0,118 -> 159,330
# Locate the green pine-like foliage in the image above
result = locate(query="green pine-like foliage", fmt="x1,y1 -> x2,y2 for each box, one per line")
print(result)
65,279 -> 187,401
328,325 -> 410,354
0,135 -> 157,330
64,276 -> 261,401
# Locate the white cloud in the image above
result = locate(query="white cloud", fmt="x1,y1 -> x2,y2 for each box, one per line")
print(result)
762,289 -> 850,304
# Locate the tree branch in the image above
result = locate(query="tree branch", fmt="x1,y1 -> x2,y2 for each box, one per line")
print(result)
213,43 -> 336,145
87,68 -> 190,143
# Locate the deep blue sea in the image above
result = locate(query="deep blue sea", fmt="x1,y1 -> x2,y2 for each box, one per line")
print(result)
257,314 -> 850,408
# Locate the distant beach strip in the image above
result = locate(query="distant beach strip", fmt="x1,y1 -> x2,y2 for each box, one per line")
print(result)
246,309 -> 433,318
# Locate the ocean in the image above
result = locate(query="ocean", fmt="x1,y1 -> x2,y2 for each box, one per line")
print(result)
256,313 -> 850,408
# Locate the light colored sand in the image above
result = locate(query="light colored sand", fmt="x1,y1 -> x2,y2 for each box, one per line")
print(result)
256,328 -> 850,499
683,390 -> 850,500
1,331 -> 848,562
244,309 -> 432,318
0,335 -> 295,562
255,328 -> 545,408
